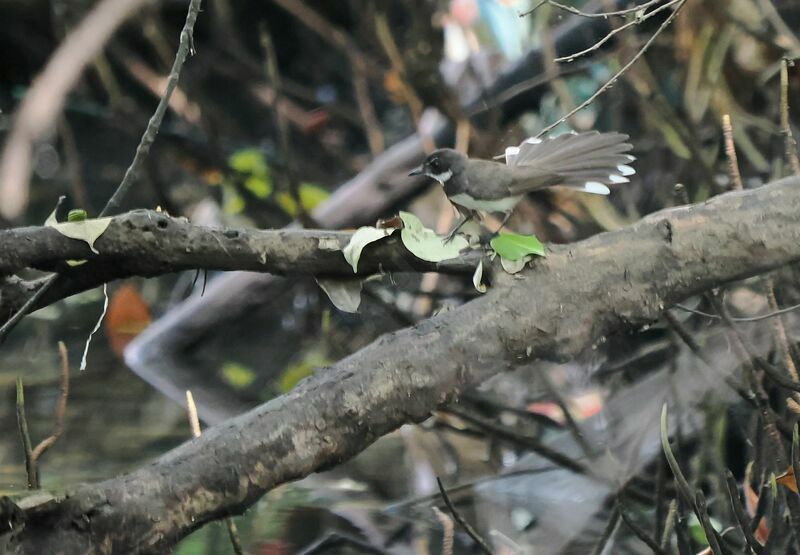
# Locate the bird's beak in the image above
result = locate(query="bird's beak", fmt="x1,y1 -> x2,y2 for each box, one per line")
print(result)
408,165 -> 423,177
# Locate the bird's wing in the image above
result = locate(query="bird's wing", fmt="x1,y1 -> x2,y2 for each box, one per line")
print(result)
505,131 -> 635,195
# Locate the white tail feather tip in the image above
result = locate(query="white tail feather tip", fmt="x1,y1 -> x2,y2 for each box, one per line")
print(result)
584,181 -> 610,195
617,164 -> 635,176
524,137 -> 543,145
505,146 -> 520,164
609,174 -> 629,184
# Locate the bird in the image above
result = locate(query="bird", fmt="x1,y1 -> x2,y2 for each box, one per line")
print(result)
408,131 -> 635,240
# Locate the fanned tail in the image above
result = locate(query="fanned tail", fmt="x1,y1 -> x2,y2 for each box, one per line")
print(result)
505,131 -> 635,195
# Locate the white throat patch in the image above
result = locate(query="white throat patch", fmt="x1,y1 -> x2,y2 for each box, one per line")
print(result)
426,169 -> 453,184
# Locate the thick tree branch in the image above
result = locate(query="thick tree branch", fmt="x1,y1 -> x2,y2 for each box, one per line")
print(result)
7,176 -> 800,554
0,210 -> 480,278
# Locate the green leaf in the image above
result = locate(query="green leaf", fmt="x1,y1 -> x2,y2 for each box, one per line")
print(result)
278,351 -> 330,393
398,211 -> 468,262
228,148 -> 269,176
686,513 -> 722,545
490,232 -> 545,261
221,362 -> 256,390
243,175 -> 272,198
275,183 -> 330,216
342,226 -> 396,272
67,209 -> 87,222
222,184 -> 246,214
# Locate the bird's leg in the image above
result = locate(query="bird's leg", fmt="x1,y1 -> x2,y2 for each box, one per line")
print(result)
443,206 -> 473,243
443,216 -> 469,243
487,210 -> 514,241
497,211 -> 513,232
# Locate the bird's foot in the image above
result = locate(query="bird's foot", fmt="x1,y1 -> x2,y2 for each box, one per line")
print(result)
442,228 -> 461,244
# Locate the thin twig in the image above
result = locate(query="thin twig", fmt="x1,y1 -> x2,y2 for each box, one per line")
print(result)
186,390 -> 202,438
535,0 -> 687,138
694,490 -> 724,555
16,377 -> 38,489
0,277 -> 58,342
539,369 -> 594,457
259,25 -> 313,227
673,301 -> 800,323
554,0 -> 681,63
445,406 -> 587,474
590,505 -> 620,555
30,342 -> 70,461
432,506 -> 455,555
659,499 -> 678,550
521,0 -> 663,19
101,0 -> 203,217
436,477 -> 493,555
780,58 -> 800,175
660,404 -> 723,554
766,279 -> 799,382
617,496 -> 667,554
722,114 -> 744,192
186,390 -> 243,554
724,470 -> 765,554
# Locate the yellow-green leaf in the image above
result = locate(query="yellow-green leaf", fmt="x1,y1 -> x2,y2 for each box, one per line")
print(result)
398,211 -> 468,262
221,362 -> 256,390
275,183 -> 330,216
228,148 -> 269,176
244,175 -> 272,198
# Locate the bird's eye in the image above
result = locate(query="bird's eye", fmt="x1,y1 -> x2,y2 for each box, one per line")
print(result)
430,158 -> 441,171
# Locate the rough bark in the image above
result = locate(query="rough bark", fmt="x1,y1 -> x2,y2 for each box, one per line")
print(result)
0,210 -> 480,277
6,176 -> 800,554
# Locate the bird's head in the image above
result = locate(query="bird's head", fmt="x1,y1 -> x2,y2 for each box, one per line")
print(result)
408,149 -> 467,185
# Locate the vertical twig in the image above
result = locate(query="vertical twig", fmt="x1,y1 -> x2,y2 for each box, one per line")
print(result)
722,114 -> 744,192
16,377 -> 38,489
436,477 -> 492,555
765,279 -> 800,384
590,505 -> 620,555
659,499 -> 678,551
539,369 -> 594,457
30,341 -> 70,461
186,391 -> 243,555
724,470 -> 764,554
661,404 -> 723,554
780,59 -> 800,176
259,25 -> 314,228
617,496 -> 667,554
694,490 -> 724,555
432,506 -> 454,555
